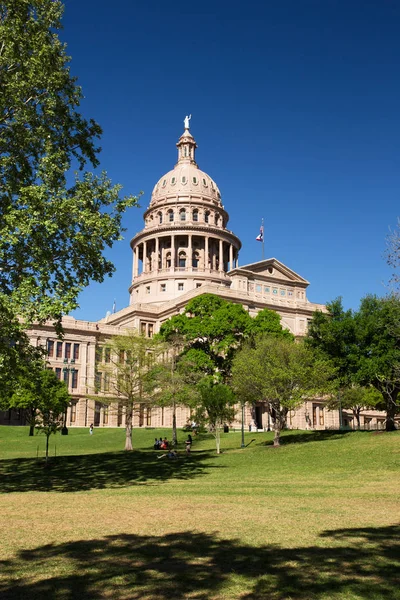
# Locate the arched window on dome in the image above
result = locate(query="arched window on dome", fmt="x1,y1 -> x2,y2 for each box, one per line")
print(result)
192,252 -> 200,269
204,211 -> 210,224
168,210 -> 174,222
180,209 -> 186,221
158,212 -> 163,224
193,210 -> 199,222
165,252 -> 172,269
178,252 -> 186,269
184,147 -> 188,157
214,213 -> 219,226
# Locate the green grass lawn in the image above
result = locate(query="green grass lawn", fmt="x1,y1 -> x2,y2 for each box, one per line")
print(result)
0,425 -> 399,600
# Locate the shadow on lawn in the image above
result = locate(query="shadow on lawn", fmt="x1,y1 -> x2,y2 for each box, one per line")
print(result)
262,430 -> 354,446
0,450 -> 218,493
0,524 -> 399,600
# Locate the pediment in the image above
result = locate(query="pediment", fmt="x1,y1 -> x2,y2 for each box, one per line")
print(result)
230,258 -> 309,285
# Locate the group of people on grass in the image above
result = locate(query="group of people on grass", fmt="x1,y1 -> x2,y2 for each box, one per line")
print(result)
154,433 -> 193,458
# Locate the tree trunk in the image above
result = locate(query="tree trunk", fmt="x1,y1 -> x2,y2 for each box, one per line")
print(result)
172,402 -> 177,446
29,407 -> 36,436
125,404 -> 133,451
384,390 -> 399,431
353,408 -> 361,430
215,424 -> 221,454
45,433 -> 50,463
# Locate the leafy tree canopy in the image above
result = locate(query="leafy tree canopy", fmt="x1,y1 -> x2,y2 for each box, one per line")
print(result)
232,336 -> 335,446
158,294 -> 292,380
306,295 -> 400,430
0,0 -> 139,328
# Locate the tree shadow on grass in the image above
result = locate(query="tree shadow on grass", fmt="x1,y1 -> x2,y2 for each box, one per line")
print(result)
0,449 -> 220,493
0,524 -> 399,600
261,430 -> 354,447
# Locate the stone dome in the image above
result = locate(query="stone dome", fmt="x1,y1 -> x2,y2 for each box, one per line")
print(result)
149,124 -> 223,207
150,164 -> 222,206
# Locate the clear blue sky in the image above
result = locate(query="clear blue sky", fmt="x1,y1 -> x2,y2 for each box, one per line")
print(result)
61,0 -> 400,321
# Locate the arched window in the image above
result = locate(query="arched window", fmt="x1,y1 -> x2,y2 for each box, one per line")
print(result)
168,210 -> 174,222
180,209 -> 186,221
158,212 -> 163,224
179,252 -> 186,268
214,213 -> 219,226
204,211 -> 210,223
193,210 -> 199,222
166,252 -> 172,268
192,252 -> 199,268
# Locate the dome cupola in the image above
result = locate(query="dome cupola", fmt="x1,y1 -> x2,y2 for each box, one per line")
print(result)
129,118 -> 241,306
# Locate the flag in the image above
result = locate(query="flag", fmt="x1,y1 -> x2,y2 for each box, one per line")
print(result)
256,224 -> 264,242
112,299 -> 116,313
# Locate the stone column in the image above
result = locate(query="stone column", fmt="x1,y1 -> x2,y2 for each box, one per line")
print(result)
171,235 -> 175,268
229,244 -> 233,271
205,236 -> 209,270
134,246 -> 139,277
155,236 -> 159,271
188,233 -> 192,270
143,240 -> 147,273
219,239 -> 223,272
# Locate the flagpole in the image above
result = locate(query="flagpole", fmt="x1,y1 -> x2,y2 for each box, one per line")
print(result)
261,218 -> 264,260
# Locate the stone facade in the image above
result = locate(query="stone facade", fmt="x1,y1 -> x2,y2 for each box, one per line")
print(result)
1,121 -> 391,431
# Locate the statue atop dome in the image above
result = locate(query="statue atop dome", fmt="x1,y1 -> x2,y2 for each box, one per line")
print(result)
184,114 -> 191,130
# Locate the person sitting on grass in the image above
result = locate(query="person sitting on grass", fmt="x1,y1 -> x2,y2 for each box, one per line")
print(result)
160,438 -> 169,450
154,438 -> 160,450
157,450 -> 178,459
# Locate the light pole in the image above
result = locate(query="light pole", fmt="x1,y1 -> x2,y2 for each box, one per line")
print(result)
241,402 -> 245,448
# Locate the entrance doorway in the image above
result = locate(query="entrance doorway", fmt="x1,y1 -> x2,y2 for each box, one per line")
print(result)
255,405 -> 263,430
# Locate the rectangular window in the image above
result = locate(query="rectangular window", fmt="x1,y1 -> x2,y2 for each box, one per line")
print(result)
95,371 -> 102,391
140,322 -> 147,336
65,343 -> 71,359
56,342 -> 63,358
104,405 -> 109,425
55,368 -> 62,380
104,373 -> 110,392
63,368 -> 69,384
178,282 -> 184,291
95,347 -> 103,363
70,402 -> 77,423
264,287 -> 270,293
146,286 -> 151,294
319,408 -> 324,426
71,369 -> 78,389
105,348 -> 111,364
288,290 -> 294,297
280,289 -> 286,296
160,283 -> 166,292
119,350 -> 125,363
256,284 -> 262,293
47,340 -> 54,357
196,283 -> 202,288
148,324 -> 154,338
73,344 -> 79,360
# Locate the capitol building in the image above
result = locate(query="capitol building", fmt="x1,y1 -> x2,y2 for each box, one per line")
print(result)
5,120 -> 347,431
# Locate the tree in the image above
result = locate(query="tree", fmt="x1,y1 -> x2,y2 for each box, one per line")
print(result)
327,386 -> 381,429
0,1 -> 139,334
250,308 -> 295,341
195,379 -> 236,454
0,296 -> 44,407
231,336 -> 335,447
386,218 -> 400,290
307,295 -> 400,431
99,333 -> 163,451
11,368 -> 71,461
159,294 -> 292,382
146,336 -> 200,446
